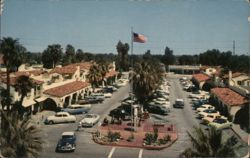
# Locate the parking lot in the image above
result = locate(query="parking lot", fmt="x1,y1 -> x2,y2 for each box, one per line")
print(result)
39,74 -> 248,158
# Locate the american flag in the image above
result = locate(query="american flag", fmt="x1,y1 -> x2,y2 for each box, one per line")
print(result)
133,32 -> 147,43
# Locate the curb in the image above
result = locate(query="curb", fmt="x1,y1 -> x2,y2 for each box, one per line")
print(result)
231,127 -> 248,144
92,134 -> 178,150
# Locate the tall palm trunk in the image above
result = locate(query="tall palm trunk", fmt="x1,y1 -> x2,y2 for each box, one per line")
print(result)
6,67 -> 10,112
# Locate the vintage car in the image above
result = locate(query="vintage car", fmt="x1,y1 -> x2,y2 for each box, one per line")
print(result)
208,118 -> 232,130
44,112 -> 76,125
61,104 -> 91,115
80,114 -> 100,127
56,132 -> 76,152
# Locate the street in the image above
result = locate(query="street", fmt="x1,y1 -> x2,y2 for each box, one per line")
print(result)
40,75 -> 248,158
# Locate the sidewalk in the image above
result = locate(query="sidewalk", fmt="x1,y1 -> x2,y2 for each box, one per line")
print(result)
30,110 -> 55,125
232,124 -> 249,144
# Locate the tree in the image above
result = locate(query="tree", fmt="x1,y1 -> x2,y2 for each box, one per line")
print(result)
75,49 -> 95,62
62,44 -> 76,65
116,41 -> 129,71
0,110 -> 43,158
0,37 -> 20,111
162,46 -> 175,67
88,64 -> 102,89
180,126 -> 240,158
98,63 -> 109,87
42,44 -> 63,68
132,61 -> 164,105
12,44 -> 27,71
13,75 -> 33,118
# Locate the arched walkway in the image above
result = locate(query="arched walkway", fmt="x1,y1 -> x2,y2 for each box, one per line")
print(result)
43,98 -> 58,111
234,104 -> 249,133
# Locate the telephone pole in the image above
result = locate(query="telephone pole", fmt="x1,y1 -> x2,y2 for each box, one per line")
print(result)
233,40 -> 235,55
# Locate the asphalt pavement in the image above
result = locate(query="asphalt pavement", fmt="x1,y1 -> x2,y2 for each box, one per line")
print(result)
39,75 -> 248,158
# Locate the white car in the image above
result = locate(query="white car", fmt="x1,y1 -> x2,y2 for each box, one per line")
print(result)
208,118 -> 232,130
153,98 -> 168,104
202,115 -> 227,125
80,114 -> 100,127
196,104 -> 215,113
197,109 -> 220,119
45,112 -> 76,124
104,93 -> 112,98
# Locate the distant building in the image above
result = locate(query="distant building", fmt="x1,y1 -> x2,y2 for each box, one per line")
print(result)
0,61 -> 118,114
168,65 -> 200,74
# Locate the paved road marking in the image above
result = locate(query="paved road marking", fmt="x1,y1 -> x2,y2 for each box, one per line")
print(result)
107,147 -> 116,158
138,149 -> 143,158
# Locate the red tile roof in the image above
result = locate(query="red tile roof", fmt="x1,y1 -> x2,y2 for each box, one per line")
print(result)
211,88 -> 248,106
50,65 -> 77,75
223,72 -> 245,79
68,62 -> 93,71
105,70 -> 117,78
32,79 -> 44,85
192,73 -> 210,82
1,77 -> 44,86
44,81 -> 90,97
14,70 -> 44,77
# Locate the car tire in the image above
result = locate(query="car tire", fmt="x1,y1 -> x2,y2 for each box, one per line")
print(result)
49,120 -> 54,125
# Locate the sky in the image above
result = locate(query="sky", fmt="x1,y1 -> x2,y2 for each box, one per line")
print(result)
2,0 -> 250,55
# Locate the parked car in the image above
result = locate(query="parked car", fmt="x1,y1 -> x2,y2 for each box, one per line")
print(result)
202,115 -> 227,125
197,109 -> 220,119
45,112 -> 76,125
146,105 -> 169,115
104,92 -> 112,98
192,99 -> 209,109
196,104 -> 215,113
109,108 -> 130,120
61,104 -> 91,115
148,101 -> 171,112
208,118 -> 232,130
56,132 -> 76,152
78,96 -> 103,104
153,97 -> 169,105
173,99 -> 184,108
80,114 -> 100,127
91,93 -> 105,100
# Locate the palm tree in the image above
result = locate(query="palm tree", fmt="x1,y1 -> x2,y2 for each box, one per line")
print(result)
98,63 -> 109,87
0,37 -> 19,111
180,126 -> 240,158
132,61 -> 163,105
0,110 -> 43,158
88,64 -> 102,91
14,75 -> 33,118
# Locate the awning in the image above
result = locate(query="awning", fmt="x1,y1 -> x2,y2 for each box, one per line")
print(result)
35,97 -> 47,103
22,100 -> 36,108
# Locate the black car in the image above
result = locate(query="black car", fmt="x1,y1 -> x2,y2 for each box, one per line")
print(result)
109,107 -> 131,120
146,105 -> 168,115
192,99 -> 209,110
56,132 -> 76,152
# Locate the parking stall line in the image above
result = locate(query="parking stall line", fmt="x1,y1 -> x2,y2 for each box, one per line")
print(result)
138,149 -> 143,158
108,147 -> 116,158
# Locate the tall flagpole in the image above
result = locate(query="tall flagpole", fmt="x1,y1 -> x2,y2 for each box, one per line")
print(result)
130,27 -> 135,131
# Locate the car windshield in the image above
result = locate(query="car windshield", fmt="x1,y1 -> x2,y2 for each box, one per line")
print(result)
204,109 -> 216,113
85,115 -> 94,118
213,119 -> 226,124
62,135 -> 74,140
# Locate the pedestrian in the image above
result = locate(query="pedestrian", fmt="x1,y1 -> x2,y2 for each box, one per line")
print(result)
76,122 -> 82,131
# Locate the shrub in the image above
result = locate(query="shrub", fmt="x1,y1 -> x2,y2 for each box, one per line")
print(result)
153,127 -> 158,142
144,133 -> 154,145
127,132 -> 134,142
163,134 -> 171,142
107,130 -> 121,142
